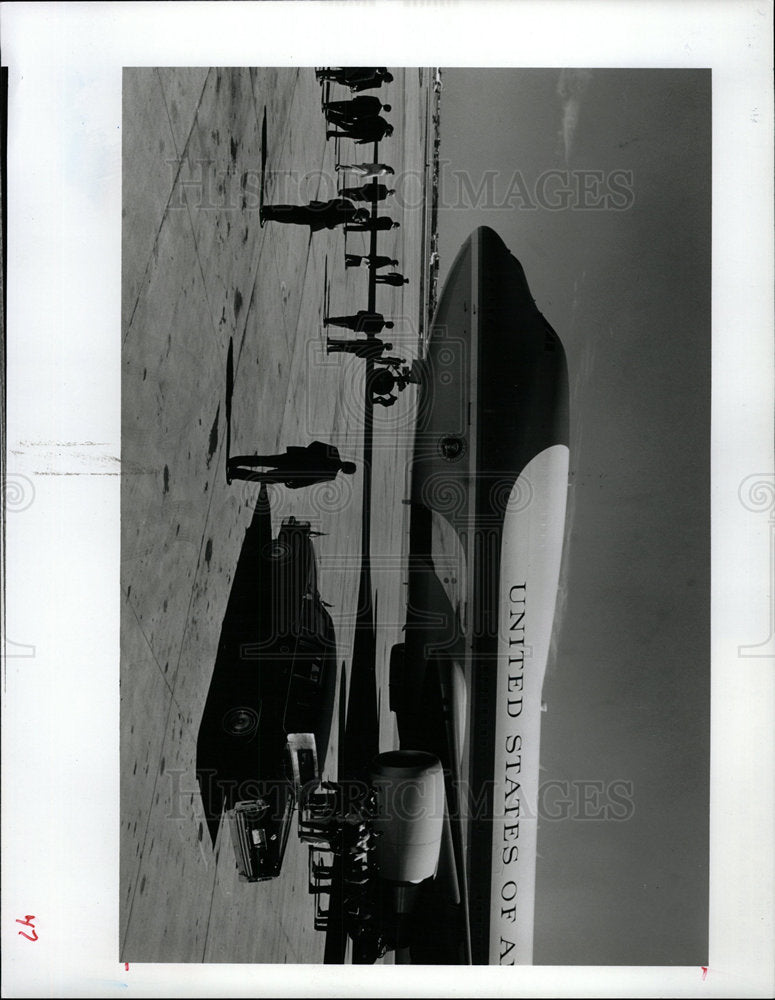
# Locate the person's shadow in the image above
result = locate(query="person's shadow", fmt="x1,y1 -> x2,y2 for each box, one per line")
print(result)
225,337 -> 234,481
260,107 -> 267,223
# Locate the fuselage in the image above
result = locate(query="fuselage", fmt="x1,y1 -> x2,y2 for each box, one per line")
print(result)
394,226 -> 569,964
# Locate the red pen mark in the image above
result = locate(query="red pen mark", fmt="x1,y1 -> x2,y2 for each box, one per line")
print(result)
16,915 -> 38,942
701,966 -> 708,980
125,963 -> 129,971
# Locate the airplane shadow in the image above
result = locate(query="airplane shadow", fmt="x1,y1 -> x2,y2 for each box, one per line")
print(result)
323,571 -> 381,963
260,108 -> 267,215
341,584 -> 380,781
196,484 -> 337,846
196,486 -> 272,845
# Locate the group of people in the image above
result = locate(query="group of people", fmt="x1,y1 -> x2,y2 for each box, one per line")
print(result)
315,68 -> 416,407
367,359 -> 417,407
304,785 -> 391,961
323,94 -> 394,143
229,68 -> 418,489
339,808 -> 391,961
322,307 -> 420,406
259,69 -> 399,237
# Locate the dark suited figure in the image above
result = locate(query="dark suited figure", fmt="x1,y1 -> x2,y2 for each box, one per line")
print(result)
327,117 -> 393,143
326,337 -> 393,361
324,310 -> 393,335
337,182 -> 394,202
346,217 -> 400,233
336,162 -> 394,179
394,362 -> 420,391
345,253 -> 399,269
368,366 -> 399,406
260,198 -> 369,232
375,272 -> 409,286
227,441 -> 356,487
316,67 -> 393,91
324,96 -> 391,122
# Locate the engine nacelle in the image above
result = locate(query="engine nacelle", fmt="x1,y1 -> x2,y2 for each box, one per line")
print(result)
369,750 -> 445,884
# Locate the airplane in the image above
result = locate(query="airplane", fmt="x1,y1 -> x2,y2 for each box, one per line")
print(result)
195,225 -> 569,965
296,224 -> 570,965
387,225 -> 570,964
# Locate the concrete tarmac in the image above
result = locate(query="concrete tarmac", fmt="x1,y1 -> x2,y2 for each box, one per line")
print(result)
121,67 -> 430,962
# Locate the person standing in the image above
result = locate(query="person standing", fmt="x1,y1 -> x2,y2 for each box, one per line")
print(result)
345,253 -> 399,269
259,198 -> 368,232
375,271 -> 409,286
337,181 -> 395,202
326,337 -> 393,361
324,96 -> 391,122
346,216 -> 400,233
226,441 -> 356,487
315,67 -> 393,91
368,366 -> 399,405
394,362 -> 421,391
346,68 -> 393,91
326,117 -> 393,144
324,309 -> 393,335
335,162 -> 395,179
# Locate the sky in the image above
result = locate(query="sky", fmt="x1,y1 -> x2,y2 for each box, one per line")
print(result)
437,69 -> 711,965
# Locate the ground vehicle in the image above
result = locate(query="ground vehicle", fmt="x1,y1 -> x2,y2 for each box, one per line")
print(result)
196,502 -> 337,879
228,733 -> 319,882
390,226 -> 570,964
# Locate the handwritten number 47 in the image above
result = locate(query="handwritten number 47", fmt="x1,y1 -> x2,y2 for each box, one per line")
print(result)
17,915 -> 38,941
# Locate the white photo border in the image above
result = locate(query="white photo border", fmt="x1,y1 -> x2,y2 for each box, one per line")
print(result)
2,1 -> 773,996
